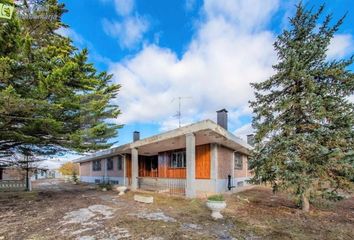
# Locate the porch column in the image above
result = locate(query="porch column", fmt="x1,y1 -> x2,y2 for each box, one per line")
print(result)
186,133 -> 196,198
211,143 -> 218,193
103,158 -> 107,182
122,155 -> 126,186
131,148 -> 138,191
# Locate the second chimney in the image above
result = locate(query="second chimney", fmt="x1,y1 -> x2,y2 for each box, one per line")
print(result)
217,109 -> 228,130
133,131 -> 140,142
247,134 -> 255,146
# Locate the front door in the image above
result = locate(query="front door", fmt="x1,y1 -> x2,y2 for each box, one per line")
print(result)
150,156 -> 158,177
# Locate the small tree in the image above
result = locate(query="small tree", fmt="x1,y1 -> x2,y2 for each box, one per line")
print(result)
250,3 -> 354,211
59,161 -> 78,176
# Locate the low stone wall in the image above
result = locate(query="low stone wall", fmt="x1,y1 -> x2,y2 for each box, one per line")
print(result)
80,176 -> 125,185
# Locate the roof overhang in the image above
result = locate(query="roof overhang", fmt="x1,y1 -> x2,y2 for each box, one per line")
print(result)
74,120 -> 252,163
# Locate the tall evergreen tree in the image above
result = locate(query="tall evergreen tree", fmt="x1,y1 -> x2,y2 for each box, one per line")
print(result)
0,0 -> 121,159
250,3 -> 354,211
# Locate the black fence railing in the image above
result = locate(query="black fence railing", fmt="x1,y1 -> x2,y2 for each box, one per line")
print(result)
0,180 -> 26,192
137,177 -> 186,196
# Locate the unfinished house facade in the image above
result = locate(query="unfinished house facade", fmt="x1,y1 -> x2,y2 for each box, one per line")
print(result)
75,110 -> 253,198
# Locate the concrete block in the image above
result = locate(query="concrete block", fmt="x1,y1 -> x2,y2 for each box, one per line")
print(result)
134,194 -> 153,204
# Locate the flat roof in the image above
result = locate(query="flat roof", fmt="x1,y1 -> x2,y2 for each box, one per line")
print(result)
74,119 -> 252,163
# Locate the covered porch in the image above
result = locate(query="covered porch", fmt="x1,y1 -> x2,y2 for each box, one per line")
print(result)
137,151 -> 187,195
127,120 -> 250,197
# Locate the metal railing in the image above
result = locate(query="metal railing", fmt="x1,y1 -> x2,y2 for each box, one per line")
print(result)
0,180 -> 26,191
137,177 -> 186,196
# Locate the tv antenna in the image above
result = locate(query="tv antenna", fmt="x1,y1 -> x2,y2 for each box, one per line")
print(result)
172,97 -> 192,128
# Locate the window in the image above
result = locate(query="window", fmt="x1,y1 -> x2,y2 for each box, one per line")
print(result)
107,158 -> 113,171
234,152 -> 243,170
92,160 -> 101,171
170,151 -> 186,168
117,155 -> 123,171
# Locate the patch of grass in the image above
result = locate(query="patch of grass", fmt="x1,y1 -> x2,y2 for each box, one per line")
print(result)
207,194 -> 224,201
0,191 -> 38,201
98,182 -> 112,190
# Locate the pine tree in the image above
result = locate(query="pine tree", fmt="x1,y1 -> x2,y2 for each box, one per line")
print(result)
0,0 -> 121,158
249,3 -> 354,211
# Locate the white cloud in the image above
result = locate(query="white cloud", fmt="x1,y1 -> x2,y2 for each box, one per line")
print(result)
348,95 -> 354,103
38,153 -> 81,170
203,0 -> 279,32
234,123 -> 254,141
103,16 -> 149,49
185,0 -> 197,11
114,0 -> 134,16
327,34 -> 354,59
56,27 -> 113,67
100,0 -> 134,16
109,0 -> 279,135
102,0 -> 149,49
56,27 -> 84,45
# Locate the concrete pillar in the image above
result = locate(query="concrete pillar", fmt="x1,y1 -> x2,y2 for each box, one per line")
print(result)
103,158 -> 107,182
131,148 -> 138,190
231,152 -> 235,179
211,143 -> 218,193
122,155 -> 126,186
245,155 -> 248,178
186,133 -> 196,198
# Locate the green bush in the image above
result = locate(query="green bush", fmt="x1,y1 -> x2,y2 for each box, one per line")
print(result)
98,182 -> 112,191
207,194 -> 224,201
72,171 -> 79,183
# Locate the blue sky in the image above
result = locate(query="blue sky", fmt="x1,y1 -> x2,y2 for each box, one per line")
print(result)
56,0 -> 354,159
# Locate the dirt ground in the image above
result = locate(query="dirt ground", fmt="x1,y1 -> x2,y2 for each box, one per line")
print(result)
0,179 -> 353,240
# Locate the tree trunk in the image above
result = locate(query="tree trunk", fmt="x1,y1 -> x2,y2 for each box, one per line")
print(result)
25,156 -> 29,192
301,194 -> 310,212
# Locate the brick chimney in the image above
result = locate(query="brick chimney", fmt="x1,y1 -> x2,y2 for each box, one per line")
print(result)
216,109 -> 228,130
247,134 -> 255,146
133,131 -> 140,142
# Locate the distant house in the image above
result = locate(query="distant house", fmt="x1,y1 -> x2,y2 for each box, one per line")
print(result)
74,110 -> 254,198
30,168 -> 49,180
0,166 -> 27,181
0,165 -> 49,181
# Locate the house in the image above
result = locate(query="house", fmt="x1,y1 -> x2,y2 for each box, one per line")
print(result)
0,166 -> 27,181
0,165 -> 31,191
0,165 -> 50,181
74,109 -> 254,198
30,168 -> 49,180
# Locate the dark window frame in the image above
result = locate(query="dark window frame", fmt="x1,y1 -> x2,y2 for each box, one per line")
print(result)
117,155 -> 123,171
92,160 -> 102,171
169,151 -> 186,168
234,152 -> 243,170
107,158 -> 114,171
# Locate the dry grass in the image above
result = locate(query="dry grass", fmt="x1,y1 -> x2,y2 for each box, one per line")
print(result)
0,181 -> 353,240
224,186 -> 354,240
